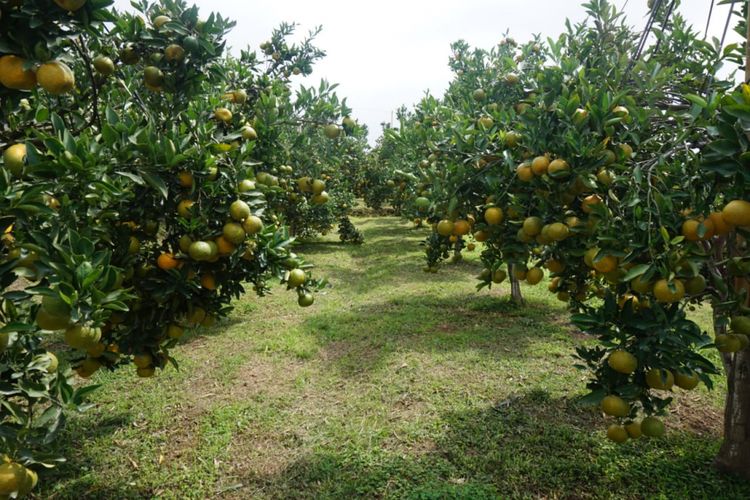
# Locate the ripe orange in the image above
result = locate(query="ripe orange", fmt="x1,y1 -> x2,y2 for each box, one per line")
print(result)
200,273 -> 216,290
722,200 -> 750,227
593,255 -> 617,274
547,159 -> 570,178
242,215 -> 264,235
177,171 -> 193,188
484,207 -> 504,225
709,211 -> 733,235
674,370 -> 700,390
157,252 -> 179,270
0,55 -> 37,90
452,219 -> 471,236
37,61 -> 75,94
607,424 -> 629,443
436,220 -> 454,237
516,164 -> 533,182
167,324 -> 184,339
681,218 -> 714,241
492,269 -> 507,284
625,421 -> 642,438
607,350 -> 637,374
474,230 -> 489,242
653,279 -> 685,303
215,236 -> 236,256
582,194 -> 602,214
522,216 -> 543,236
546,222 -> 569,241
526,267 -> 544,285
546,259 -> 565,273
223,222 -> 246,245
531,155 -> 549,175
630,275 -> 652,294
214,107 -> 233,123
3,143 -> 27,176
645,368 -> 674,390
177,199 -> 194,218
601,395 -> 629,417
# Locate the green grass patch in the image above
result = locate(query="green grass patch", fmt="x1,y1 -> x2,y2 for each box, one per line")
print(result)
41,216 -> 748,499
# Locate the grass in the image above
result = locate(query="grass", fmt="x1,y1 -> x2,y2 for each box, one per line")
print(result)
40,216 -> 748,499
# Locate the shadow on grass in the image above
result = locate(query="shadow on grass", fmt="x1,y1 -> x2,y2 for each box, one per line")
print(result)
298,290 -> 574,378
234,390 -> 750,499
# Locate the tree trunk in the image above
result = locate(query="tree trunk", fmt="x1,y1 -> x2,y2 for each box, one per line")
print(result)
713,1 -> 750,478
715,350 -> 750,480
508,265 -> 524,305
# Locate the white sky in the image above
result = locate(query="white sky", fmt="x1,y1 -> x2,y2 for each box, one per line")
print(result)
112,1 -> 741,143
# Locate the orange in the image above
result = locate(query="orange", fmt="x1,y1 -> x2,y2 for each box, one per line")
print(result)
522,216 -> 543,236
640,416 -> 665,437
200,273 -> 216,290
546,259 -> 565,273
215,236 -> 236,256
526,267 -> 544,285
709,211 -> 733,235
36,61 -> 75,94
531,155 -> 549,176
608,350 -> 637,374
646,368 -> 674,390
722,200 -> 750,227
452,219 -> 471,236
681,218 -> 714,241
593,255 -> 617,274
214,107 -> 233,123
484,207 -> 504,225
157,253 -> 179,270
516,164 -> 533,182
474,230 -> 489,242
0,55 -> 37,90
653,279 -> 685,303
547,159 -> 570,177
582,194 -> 602,214
436,220 -> 454,236
607,424 -> 629,443
177,199 -> 194,218
601,395 -> 629,417
177,171 -> 193,188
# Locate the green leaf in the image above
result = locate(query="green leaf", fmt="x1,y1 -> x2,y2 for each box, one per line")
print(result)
141,171 -> 168,199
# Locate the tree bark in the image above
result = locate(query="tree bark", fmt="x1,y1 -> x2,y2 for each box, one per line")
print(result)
508,265 -> 524,305
715,350 -> 750,480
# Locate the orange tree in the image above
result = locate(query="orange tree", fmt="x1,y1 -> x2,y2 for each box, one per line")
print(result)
0,0 -> 347,494
383,0 -> 750,478
218,40 -> 368,244
364,98 -> 450,220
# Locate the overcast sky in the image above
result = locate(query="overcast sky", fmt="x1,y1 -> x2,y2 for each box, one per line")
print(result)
113,1 -> 740,143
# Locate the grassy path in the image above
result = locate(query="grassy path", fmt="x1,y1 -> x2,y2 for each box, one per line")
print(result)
43,216 -> 748,499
